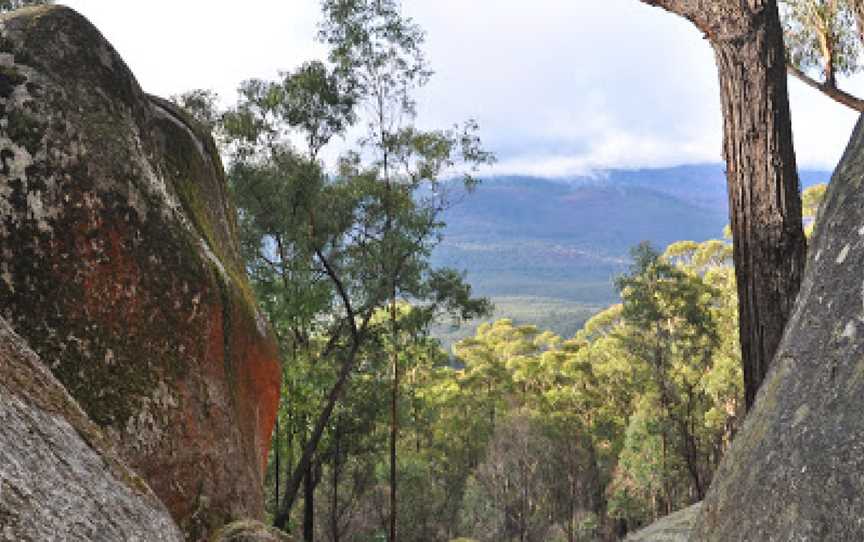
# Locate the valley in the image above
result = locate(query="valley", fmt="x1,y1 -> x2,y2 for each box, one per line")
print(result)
432,165 -> 830,343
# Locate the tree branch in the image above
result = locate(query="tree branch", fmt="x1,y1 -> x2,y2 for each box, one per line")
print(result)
787,64 -> 864,112
638,0 -> 709,32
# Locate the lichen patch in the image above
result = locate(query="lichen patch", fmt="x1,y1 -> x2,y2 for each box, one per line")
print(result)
843,320 -> 857,341
792,404 -> 809,427
837,244 -> 851,264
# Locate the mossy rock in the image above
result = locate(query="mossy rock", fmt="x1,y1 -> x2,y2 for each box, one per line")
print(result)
0,6 -> 280,540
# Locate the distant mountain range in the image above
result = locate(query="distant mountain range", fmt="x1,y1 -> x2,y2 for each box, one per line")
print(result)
430,164 -> 831,342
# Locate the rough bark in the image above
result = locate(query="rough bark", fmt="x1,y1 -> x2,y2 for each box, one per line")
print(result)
640,0 -> 806,410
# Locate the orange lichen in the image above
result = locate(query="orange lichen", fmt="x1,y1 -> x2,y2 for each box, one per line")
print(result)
230,303 -> 281,472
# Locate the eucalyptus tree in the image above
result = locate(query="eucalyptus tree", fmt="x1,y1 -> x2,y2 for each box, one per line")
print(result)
319,2 -> 494,539
639,0 -> 806,411
224,62 -> 363,537
220,13 -> 490,537
781,0 -> 864,110
615,243 -> 719,501
169,89 -> 223,132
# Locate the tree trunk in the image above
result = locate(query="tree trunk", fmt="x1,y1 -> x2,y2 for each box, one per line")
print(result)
388,297 -> 399,542
641,0 -> 806,411
304,459 -> 315,542
275,413 -> 280,513
713,4 -> 806,410
274,339 -> 363,530
331,420 -> 341,542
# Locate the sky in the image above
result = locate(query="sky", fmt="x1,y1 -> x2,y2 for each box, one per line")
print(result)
61,0 -> 864,176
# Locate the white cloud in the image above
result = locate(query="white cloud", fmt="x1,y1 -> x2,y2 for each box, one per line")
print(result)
788,77 -> 861,170
60,0 -> 861,174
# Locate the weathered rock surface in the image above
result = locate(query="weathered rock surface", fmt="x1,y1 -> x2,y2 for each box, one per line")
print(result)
624,503 -> 701,542
0,5 -> 280,539
0,316 -> 184,541
691,116 -> 864,539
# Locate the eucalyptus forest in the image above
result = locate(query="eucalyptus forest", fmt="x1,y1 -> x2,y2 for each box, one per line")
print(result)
176,0 -> 844,540
2,0 -> 861,540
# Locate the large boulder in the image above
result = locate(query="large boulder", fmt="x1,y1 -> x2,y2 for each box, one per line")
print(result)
0,5 -> 280,539
0,316 -> 184,541
692,117 -> 864,539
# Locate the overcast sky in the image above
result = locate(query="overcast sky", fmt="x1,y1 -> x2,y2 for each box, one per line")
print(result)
61,0 -> 863,176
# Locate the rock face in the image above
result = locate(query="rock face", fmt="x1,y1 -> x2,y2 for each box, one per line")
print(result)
0,6 -> 280,539
692,116 -> 864,540
0,316 -> 184,541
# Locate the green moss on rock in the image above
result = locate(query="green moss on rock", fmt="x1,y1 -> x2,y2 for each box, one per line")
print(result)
0,6 -> 281,541
5,108 -> 44,155
0,64 -> 26,98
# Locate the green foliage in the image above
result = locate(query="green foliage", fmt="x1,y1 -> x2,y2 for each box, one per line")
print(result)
802,182 -> 829,237
256,233 -> 745,540
217,0 -> 493,536
169,89 -> 222,132
210,2 -> 841,537
781,0 -> 862,83
430,237 -> 742,538
319,0 -> 431,121
607,396 -> 668,525
247,167 -> 822,539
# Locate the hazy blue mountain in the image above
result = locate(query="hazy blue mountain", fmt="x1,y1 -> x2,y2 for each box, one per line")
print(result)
430,164 -> 832,343
572,164 -> 830,211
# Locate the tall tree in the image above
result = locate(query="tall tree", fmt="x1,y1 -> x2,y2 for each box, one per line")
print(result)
639,0 -> 807,410
223,28 -> 491,539
319,5 -> 428,539
320,2 -> 493,540
615,243 -> 719,502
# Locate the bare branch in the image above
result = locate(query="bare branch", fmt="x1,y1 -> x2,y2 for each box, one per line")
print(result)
787,63 -> 864,111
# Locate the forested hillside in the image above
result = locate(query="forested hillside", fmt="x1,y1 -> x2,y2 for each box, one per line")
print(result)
434,175 -> 725,302
430,168 -> 830,344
